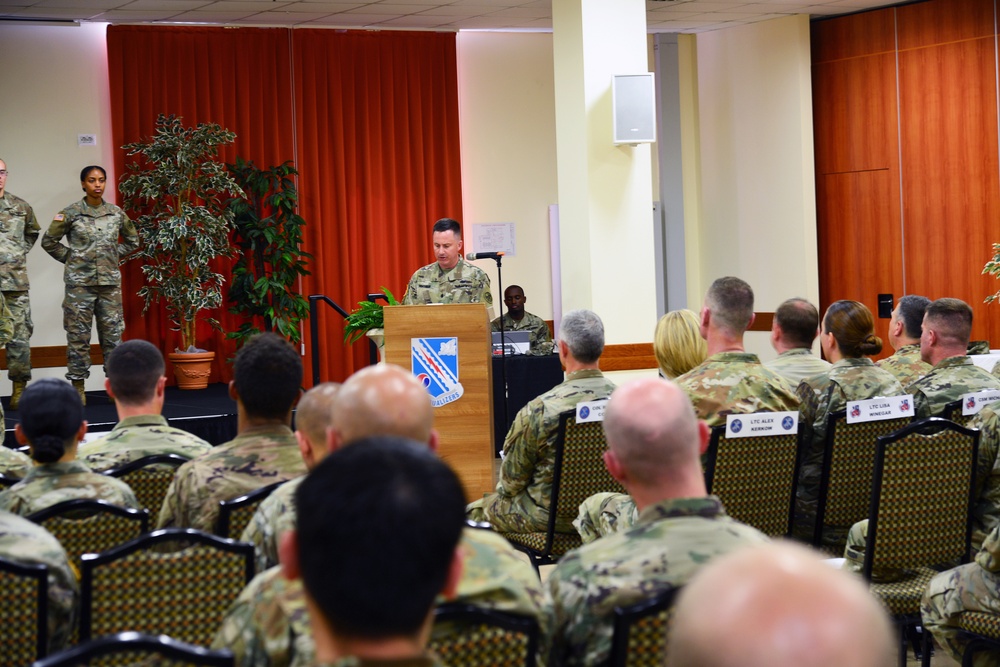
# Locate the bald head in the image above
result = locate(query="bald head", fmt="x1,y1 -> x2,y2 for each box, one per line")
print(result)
333,364 -> 434,446
602,378 -> 703,490
296,383 -> 342,449
667,542 -> 894,667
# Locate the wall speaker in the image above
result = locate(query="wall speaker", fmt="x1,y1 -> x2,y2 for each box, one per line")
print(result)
612,73 -> 656,145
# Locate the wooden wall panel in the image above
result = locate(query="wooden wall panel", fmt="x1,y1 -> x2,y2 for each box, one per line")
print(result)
898,35 -> 1000,343
811,7 -> 895,63
897,0 -> 994,49
812,53 -> 898,175
817,170 -> 904,358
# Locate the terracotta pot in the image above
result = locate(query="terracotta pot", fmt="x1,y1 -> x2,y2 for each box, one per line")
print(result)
168,351 -> 215,390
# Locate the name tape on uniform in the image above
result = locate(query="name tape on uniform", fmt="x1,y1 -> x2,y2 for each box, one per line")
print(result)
846,395 -> 914,423
726,411 -> 798,438
576,399 -> 608,423
962,390 -> 1000,416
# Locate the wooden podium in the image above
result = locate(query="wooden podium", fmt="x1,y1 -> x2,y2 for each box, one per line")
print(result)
383,304 -> 495,501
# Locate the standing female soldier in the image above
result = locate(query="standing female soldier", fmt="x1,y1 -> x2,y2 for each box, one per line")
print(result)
43,166 -> 138,404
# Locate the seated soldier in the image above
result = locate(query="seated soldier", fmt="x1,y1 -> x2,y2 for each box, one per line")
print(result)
875,295 -> 931,387
281,436 -> 466,667
764,297 -> 830,386
490,285 -> 553,355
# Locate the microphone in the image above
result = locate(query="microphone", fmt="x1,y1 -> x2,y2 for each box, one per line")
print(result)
466,251 -> 504,261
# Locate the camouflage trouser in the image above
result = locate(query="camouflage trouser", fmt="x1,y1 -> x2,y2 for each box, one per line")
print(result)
574,492 -> 637,544
3,290 -> 32,382
467,492 -> 569,534
922,563 -> 1000,667
63,284 -> 123,381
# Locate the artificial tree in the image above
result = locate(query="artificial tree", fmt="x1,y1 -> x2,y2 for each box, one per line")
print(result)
119,114 -> 243,353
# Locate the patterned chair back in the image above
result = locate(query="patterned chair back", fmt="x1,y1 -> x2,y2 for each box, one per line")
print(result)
79,528 -> 254,650
31,631 -> 234,667
955,611 -> 1000,666
104,454 -> 190,515
0,556 -> 48,667
814,411 -> 911,552
941,399 -> 974,429
865,417 -> 978,579
429,603 -> 539,667
215,481 -> 283,539
608,587 -> 680,667
26,500 -> 150,569
704,423 -> 799,537
502,410 -> 626,571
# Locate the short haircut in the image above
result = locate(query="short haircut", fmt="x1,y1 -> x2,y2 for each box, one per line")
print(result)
432,218 -> 461,237
774,298 -> 820,349
80,165 -> 106,182
296,436 -> 466,639
896,295 -> 931,339
706,277 -> 754,335
653,309 -> 707,379
504,285 -> 524,298
823,300 -> 882,357
295,383 -> 341,447
233,332 -> 303,419
559,309 -> 604,364
925,298 -> 973,346
105,339 -> 165,405
20,379 -> 84,464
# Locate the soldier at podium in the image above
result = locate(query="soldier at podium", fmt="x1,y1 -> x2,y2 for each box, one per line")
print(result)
402,217 -> 493,313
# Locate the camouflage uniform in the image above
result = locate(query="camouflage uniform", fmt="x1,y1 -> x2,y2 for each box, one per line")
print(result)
42,199 -> 139,381
763,348 -> 831,387
922,524 -> 1000,667
547,496 -> 769,666
402,259 -> 493,310
574,491 -> 638,544
0,509 -> 78,652
907,355 -> 1000,419
213,526 -> 551,667
970,403 -> 1000,548
0,191 -> 40,382
241,475 -> 302,573
317,658 -> 443,667
794,358 -> 903,542
0,460 -> 139,516
156,425 -> 305,533
466,369 -> 616,533
876,343 -> 931,389
0,445 -> 32,478
675,351 -> 800,427
78,414 -> 212,472
969,340 -> 991,356
491,311 -> 553,355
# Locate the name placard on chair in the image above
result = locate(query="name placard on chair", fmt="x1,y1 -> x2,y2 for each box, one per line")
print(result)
576,399 -> 609,423
845,395 -> 914,423
725,411 -> 798,438
961,390 -> 1000,416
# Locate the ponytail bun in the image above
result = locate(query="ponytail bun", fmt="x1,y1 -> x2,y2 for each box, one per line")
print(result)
859,333 -> 883,356
30,434 -> 67,464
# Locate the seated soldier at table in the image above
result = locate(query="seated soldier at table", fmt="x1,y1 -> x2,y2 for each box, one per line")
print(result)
491,285 -> 553,355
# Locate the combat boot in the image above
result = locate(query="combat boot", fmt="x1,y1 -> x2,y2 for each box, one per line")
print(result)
9,381 -> 26,410
72,379 -> 86,406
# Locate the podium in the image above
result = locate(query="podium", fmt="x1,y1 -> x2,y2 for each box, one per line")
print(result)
383,304 -> 495,501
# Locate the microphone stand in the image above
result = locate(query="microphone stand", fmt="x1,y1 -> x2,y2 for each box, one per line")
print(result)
494,253 -> 509,443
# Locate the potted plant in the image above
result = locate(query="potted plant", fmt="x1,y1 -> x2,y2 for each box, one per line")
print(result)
344,287 -> 400,359
119,113 -> 244,389
226,157 -> 312,348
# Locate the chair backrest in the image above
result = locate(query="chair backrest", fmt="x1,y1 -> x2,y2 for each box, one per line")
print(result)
704,423 -> 799,537
814,411 -> 912,549
546,410 -> 626,543
103,454 -> 190,515
863,417 -> 979,579
79,528 -> 254,646
429,603 -> 539,667
26,499 -> 150,568
608,587 -> 680,667
215,482 -> 283,539
0,556 -> 48,666
941,399 -> 974,429
31,631 -> 235,667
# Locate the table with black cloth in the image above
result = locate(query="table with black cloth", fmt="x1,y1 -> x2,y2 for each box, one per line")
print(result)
492,352 -> 564,456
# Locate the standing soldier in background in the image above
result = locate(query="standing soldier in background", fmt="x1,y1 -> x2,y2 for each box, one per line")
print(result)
0,158 -> 39,409
43,166 -> 139,405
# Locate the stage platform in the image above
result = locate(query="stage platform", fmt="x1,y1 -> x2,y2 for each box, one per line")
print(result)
2,383 -> 238,450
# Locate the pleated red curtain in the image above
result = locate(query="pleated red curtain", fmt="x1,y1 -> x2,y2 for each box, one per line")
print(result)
107,26 -> 462,384
291,29 -> 463,382
108,25 -> 296,383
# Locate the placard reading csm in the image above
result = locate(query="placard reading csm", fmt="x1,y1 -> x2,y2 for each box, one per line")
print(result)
472,222 -> 516,257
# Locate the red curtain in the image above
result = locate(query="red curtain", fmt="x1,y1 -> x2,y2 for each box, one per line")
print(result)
107,26 -> 462,385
